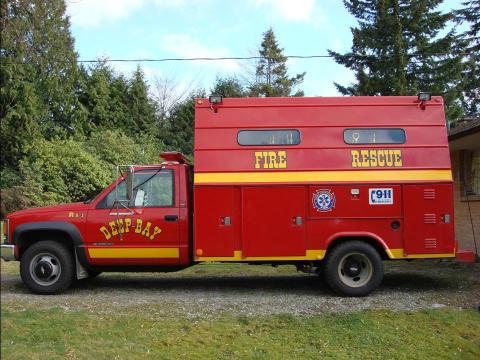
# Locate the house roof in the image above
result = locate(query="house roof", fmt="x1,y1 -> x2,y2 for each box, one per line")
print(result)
448,118 -> 480,140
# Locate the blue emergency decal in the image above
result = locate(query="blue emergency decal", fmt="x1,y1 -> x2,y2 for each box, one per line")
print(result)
369,188 -> 393,205
313,189 -> 336,212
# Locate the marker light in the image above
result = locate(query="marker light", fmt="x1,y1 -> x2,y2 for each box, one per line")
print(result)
209,95 -> 223,105
417,92 -> 431,101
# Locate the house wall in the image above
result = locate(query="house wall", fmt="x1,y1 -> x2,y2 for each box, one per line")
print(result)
451,150 -> 480,254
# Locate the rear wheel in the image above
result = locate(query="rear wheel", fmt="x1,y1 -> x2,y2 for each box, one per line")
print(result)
20,241 -> 74,294
324,241 -> 383,297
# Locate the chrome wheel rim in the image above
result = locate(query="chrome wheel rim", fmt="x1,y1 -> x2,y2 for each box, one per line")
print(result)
337,252 -> 373,288
29,253 -> 61,286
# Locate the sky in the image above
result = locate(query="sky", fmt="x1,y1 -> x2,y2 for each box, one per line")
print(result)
66,0 -> 464,97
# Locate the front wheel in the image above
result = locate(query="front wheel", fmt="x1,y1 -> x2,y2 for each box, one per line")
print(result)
324,241 -> 383,297
20,241 -> 75,294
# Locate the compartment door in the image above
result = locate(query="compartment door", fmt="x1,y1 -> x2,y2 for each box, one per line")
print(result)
242,186 -> 306,257
403,184 -> 455,255
194,187 -> 235,257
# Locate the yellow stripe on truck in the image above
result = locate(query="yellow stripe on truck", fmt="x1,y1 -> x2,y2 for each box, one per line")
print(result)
386,249 -> 455,259
195,250 -> 326,262
194,169 -> 452,184
88,247 -> 179,259
87,247 -> 455,260
195,249 -> 456,262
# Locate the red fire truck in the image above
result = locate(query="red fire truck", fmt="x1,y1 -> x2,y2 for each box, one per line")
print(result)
1,95 -> 459,296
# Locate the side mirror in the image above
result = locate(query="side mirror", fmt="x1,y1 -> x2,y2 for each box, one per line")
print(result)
126,166 -> 134,201
134,189 -> 145,207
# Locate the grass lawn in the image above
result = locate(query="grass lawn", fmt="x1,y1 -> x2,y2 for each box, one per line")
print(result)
2,260 -> 480,359
1,307 -> 479,359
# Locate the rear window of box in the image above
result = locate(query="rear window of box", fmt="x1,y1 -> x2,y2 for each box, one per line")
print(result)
238,129 -> 300,146
344,128 -> 406,145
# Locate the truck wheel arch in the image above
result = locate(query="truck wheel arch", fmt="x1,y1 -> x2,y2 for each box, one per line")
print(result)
13,222 -> 88,264
325,233 -> 390,260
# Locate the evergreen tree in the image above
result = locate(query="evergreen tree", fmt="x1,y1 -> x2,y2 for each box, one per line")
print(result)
455,0 -> 480,117
330,0 -> 464,121
81,62 -> 118,130
249,28 -> 305,97
127,66 -> 157,133
109,72 -> 131,131
1,0 -> 85,169
161,91 -> 205,157
211,76 -> 246,97
81,63 -> 157,135
456,0 -> 480,50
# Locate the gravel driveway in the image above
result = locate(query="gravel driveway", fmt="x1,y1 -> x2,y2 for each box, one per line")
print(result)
1,260 -> 479,318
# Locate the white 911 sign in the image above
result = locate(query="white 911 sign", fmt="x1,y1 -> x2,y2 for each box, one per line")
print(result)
369,188 -> 393,205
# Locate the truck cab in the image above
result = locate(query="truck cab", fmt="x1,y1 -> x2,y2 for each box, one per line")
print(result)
1,157 -> 194,294
82,160 -> 193,268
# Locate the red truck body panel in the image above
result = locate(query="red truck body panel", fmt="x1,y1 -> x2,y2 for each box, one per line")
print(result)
193,96 -> 454,261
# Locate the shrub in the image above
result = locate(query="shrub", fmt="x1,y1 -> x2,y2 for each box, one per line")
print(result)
0,187 -> 34,217
86,129 -> 165,169
19,138 -> 112,206
4,131 -> 166,212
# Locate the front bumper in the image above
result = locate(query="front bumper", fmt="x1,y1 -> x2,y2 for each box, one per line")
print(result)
1,244 -> 15,261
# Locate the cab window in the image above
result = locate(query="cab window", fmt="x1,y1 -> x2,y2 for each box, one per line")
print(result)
97,170 -> 174,208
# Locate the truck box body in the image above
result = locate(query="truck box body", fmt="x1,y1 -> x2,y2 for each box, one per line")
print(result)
193,96 -> 455,261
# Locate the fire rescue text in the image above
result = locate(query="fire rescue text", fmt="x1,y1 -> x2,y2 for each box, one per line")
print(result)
254,151 -> 287,169
351,149 -> 403,168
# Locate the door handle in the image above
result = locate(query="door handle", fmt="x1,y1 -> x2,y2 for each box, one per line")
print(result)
220,216 -> 231,226
164,215 -> 178,222
292,216 -> 303,225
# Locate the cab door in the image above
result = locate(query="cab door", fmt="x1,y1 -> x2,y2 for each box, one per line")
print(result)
85,168 -> 180,265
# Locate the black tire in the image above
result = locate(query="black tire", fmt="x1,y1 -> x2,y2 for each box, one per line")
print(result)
324,241 -> 383,297
20,241 -> 75,294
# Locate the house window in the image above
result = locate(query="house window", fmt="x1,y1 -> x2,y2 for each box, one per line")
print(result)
460,150 -> 480,198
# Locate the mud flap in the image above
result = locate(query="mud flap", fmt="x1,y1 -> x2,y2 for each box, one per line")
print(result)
75,249 -> 89,279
